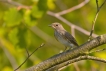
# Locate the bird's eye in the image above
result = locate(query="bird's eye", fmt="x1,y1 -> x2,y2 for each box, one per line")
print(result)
56,24 -> 58,26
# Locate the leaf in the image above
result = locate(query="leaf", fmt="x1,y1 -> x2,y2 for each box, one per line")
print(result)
17,27 -> 27,48
4,8 -> 22,27
37,0 -> 48,11
47,0 -> 55,10
31,6 -> 44,18
24,9 -> 37,26
8,27 -> 27,49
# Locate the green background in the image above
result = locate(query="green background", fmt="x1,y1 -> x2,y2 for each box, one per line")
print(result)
0,0 -> 106,71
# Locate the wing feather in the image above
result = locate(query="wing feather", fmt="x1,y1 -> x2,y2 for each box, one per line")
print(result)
63,32 -> 78,46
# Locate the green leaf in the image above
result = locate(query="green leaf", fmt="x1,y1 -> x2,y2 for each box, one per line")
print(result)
4,8 -> 22,27
47,0 -> 55,10
38,0 -> 48,11
31,6 -> 44,18
24,10 -> 31,25
8,27 -> 27,49
24,10 -> 37,26
17,27 -> 27,48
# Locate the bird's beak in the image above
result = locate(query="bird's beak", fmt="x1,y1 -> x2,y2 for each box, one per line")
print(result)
48,24 -> 52,27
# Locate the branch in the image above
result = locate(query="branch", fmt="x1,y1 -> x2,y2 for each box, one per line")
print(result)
47,11 -> 98,37
1,0 -> 98,38
25,34 -> 106,71
0,0 -> 31,9
0,0 -> 22,6
56,0 -> 89,15
88,0 -> 106,40
14,43 -> 45,71
47,55 -> 106,71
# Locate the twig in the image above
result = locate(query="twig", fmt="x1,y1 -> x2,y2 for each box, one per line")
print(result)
47,11 -> 98,37
47,55 -> 106,71
25,34 -> 106,71
14,43 -> 45,71
99,0 -> 106,9
58,55 -> 106,70
25,47 -> 29,56
0,0 -> 31,9
88,0 -> 106,41
1,0 -> 98,38
0,0 -> 22,6
96,0 -> 99,9
56,0 -> 89,15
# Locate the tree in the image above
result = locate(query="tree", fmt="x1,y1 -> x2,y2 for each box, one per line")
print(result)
0,0 -> 106,71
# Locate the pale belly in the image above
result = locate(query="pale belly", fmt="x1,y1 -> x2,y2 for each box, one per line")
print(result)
55,32 -> 74,48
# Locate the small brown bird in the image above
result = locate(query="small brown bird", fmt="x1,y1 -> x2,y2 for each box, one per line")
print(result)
49,22 -> 78,51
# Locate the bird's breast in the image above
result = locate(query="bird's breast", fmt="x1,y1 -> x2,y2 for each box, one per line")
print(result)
54,31 -> 74,48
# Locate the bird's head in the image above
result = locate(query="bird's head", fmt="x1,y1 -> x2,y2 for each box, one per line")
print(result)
49,22 -> 65,30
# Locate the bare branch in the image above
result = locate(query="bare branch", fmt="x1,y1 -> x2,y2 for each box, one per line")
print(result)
99,0 -> 106,10
56,0 -> 89,15
0,0 -> 22,6
0,0 -> 31,9
47,55 -> 106,71
88,0 -> 106,41
96,0 -> 99,9
1,0 -> 98,39
1,0 -> 106,70
47,11 -> 98,37
25,47 -> 30,56
25,34 -> 106,71
14,43 -> 45,71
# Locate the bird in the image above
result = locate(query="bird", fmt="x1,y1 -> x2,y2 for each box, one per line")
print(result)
49,22 -> 78,51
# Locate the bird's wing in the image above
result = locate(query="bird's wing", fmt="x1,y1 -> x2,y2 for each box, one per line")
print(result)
63,32 -> 79,46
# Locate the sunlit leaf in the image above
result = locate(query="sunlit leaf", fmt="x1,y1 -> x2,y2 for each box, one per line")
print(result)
4,8 -> 22,27
47,0 -> 55,10
24,10 -> 37,26
31,6 -> 44,18
38,0 -> 48,11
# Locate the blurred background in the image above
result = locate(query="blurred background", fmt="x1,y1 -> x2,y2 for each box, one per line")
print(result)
0,0 -> 106,71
